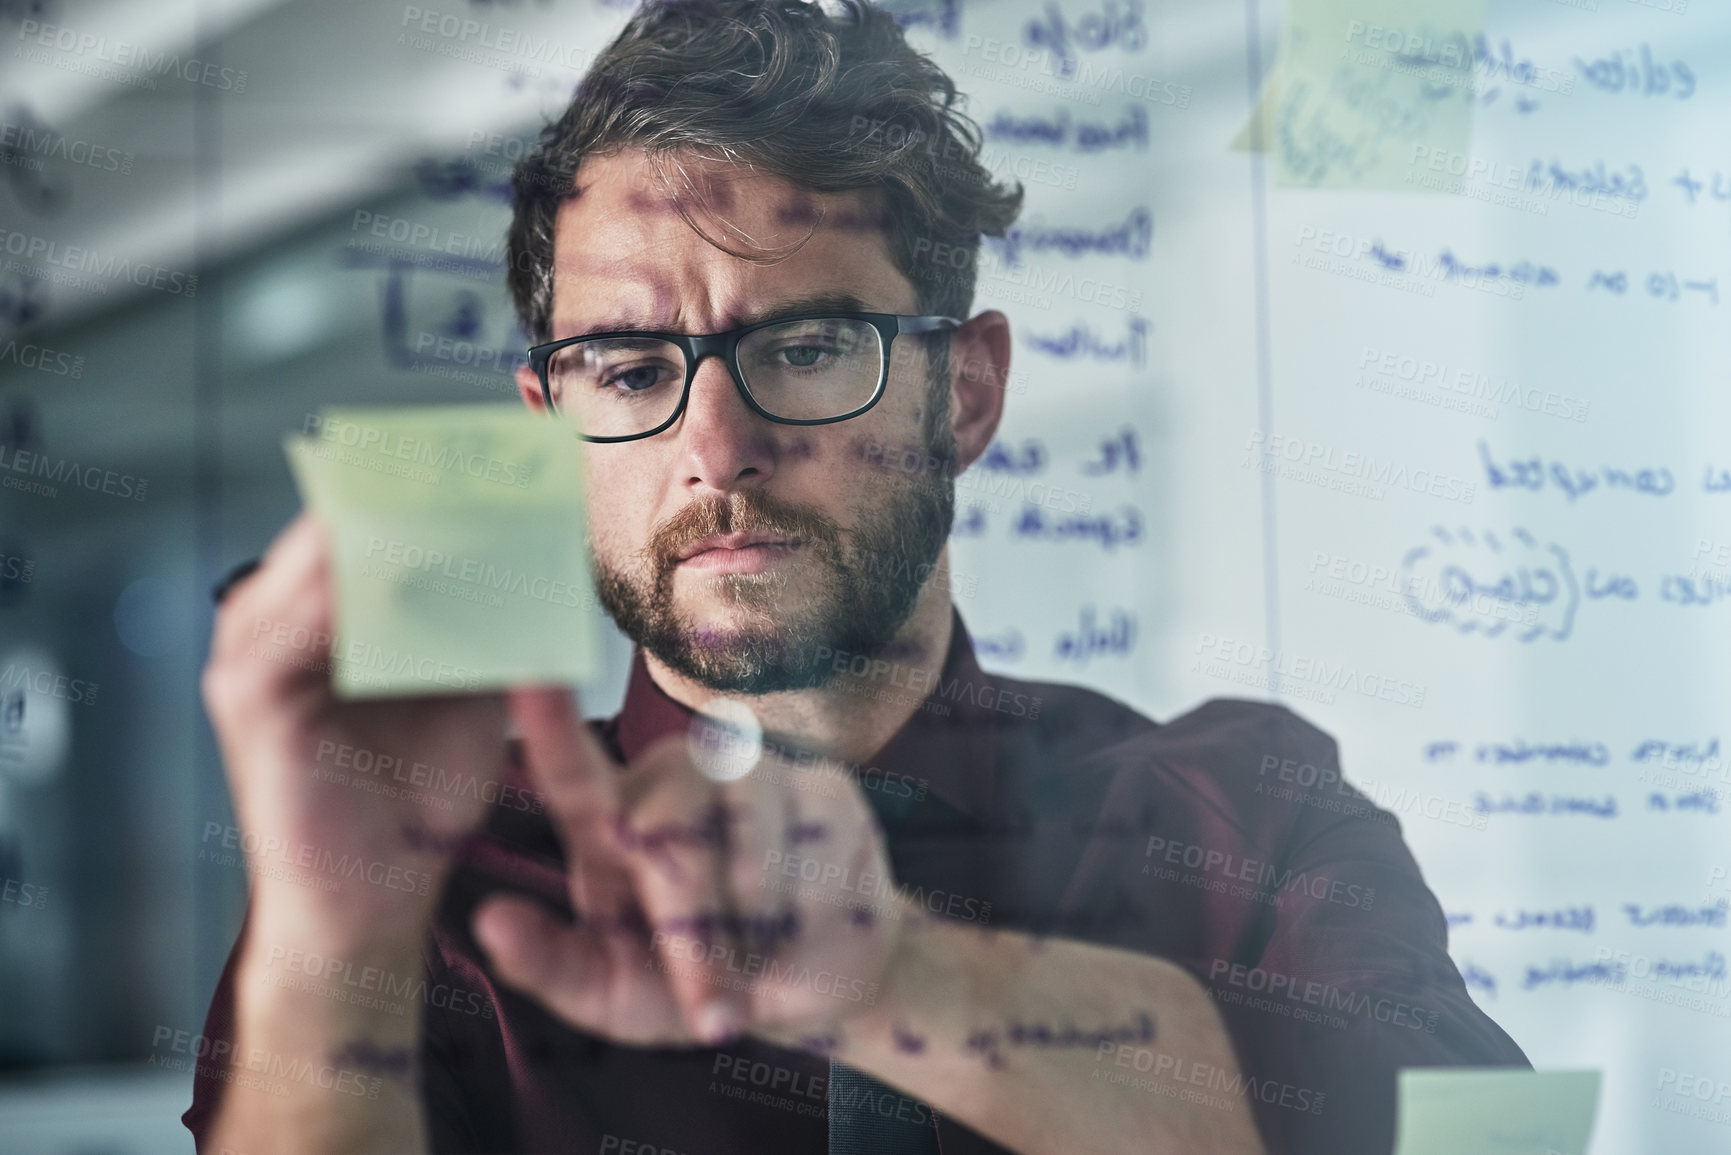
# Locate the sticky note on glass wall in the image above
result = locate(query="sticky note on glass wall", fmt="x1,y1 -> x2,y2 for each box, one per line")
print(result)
1235,0 -> 1488,189
285,405 -> 596,698
1393,1069 -> 1601,1155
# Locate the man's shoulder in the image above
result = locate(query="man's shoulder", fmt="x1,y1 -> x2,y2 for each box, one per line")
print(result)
1135,697 -> 1348,822
1002,684 -> 1348,826
1147,696 -> 1340,774
993,668 -> 1337,774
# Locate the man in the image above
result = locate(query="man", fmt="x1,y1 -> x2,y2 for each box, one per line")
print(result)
186,1 -> 1527,1152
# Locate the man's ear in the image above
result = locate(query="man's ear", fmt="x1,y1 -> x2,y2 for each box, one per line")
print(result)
517,364 -> 547,412
947,309 -> 1011,473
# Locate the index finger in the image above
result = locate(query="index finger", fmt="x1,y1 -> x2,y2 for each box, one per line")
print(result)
510,686 -> 623,836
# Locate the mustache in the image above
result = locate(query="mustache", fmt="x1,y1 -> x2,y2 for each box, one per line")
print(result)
645,490 -> 844,573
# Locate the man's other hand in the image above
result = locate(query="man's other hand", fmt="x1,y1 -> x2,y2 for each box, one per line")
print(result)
203,513 -> 510,947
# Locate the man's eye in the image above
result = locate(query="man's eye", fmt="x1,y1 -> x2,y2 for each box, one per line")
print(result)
601,363 -> 674,392
777,345 -> 830,368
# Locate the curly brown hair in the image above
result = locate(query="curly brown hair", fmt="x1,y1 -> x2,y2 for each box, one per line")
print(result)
506,0 -> 1023,343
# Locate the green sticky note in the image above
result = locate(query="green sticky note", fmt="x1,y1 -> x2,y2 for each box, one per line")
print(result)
1236,0 -> 1488,188
1394,1069 -> 1601,1155
284,405 -> 597,698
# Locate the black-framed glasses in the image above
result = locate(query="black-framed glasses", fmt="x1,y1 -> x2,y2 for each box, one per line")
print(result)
527,312 -> 960,443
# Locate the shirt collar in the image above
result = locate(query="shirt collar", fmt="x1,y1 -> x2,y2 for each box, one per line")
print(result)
609,610 -> 1007,820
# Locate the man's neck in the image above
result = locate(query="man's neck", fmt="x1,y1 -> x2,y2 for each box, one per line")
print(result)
641,561 -> 957,768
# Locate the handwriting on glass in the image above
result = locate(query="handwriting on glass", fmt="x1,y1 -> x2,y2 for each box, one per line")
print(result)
966,1011 -> 1155,1069
1023,0 -> 1145,79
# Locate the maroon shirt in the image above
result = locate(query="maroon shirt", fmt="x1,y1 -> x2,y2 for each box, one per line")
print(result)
185,614 -> 1527,1154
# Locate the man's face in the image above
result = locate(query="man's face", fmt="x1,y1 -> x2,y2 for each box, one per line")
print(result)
527,150 -> 956,694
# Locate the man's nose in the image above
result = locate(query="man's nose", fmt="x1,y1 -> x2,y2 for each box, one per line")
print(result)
672,353 -> 777,492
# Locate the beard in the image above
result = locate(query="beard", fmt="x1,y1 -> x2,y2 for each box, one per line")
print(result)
593,428 -> 957,695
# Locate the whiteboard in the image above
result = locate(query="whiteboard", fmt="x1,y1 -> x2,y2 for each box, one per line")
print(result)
924,1 -> 1729,1152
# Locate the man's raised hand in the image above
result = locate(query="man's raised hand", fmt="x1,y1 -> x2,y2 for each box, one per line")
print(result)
474,687 -> 904,1049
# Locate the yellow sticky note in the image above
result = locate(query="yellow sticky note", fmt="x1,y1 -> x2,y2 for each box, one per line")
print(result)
1237,0 -> 1488,188
1393,1069 -> 1601,1155
284,405 -> 597,698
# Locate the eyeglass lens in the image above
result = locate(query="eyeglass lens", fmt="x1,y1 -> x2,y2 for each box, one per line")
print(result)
548,317 -> 885,439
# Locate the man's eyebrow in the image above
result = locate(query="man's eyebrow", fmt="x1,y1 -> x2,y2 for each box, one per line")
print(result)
560,292 -> 881,338
738,292 -> 876,325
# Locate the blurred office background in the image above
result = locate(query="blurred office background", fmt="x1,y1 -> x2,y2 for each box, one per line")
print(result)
0,2 -> 656,1148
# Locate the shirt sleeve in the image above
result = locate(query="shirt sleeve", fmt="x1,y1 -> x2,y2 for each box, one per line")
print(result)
1174,702 -> 1532,1155
180,906 -> 496,1154
420,939 -> 497,1155
181,910 -> 245,1151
